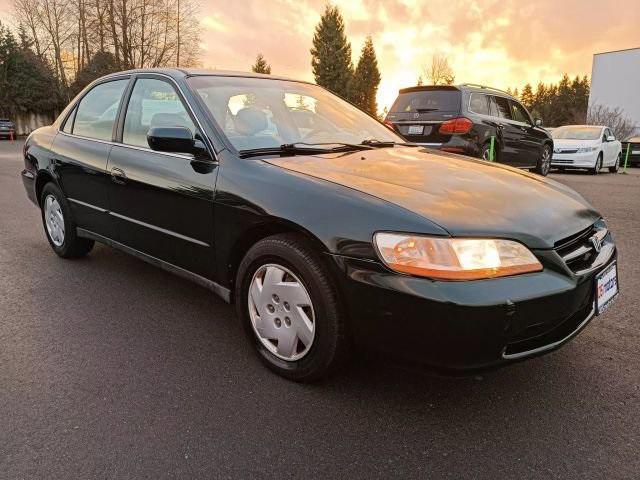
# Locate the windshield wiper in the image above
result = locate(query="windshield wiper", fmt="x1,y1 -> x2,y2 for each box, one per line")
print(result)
238,142 -> 374,159
360,139 -> 419,148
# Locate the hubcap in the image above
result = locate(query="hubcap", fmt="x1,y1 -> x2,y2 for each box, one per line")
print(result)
248,264 -> 315,361
44,195 -> 65,247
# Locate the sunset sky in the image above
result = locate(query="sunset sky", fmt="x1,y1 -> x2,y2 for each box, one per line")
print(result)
1,0 -> 638,113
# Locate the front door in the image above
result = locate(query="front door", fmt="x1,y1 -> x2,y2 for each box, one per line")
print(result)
107,76 -> 218,280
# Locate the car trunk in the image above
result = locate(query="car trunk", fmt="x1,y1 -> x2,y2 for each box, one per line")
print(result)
385,88 -> 461,144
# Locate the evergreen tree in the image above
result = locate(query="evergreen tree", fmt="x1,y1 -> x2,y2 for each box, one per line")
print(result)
310,5 -> 353,100
351,36 -> 381,115
0,22 -> 61,117
251,53 -> 271,74
70,51 -> 120,96
520,84 -> 534,110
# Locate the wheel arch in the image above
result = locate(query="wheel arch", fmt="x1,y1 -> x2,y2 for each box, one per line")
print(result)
225,217 -> 330,301
35,170 -> 60,207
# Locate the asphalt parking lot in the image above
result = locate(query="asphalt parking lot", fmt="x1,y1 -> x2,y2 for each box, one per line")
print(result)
1,138 -> 639,479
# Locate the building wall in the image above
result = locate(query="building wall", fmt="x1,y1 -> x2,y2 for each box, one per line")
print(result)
12,112 -> 58,136
589,47 -> 640,137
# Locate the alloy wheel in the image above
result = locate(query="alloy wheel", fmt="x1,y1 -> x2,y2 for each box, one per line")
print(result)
44,195 -> 65,247
248,263 -> 315,361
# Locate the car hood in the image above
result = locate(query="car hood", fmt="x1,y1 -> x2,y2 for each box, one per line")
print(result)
553,139 -> 600,148
265,148 -> 600,249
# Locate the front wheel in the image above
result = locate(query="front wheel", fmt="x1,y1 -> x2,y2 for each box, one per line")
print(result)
591,154 -> 603,175
534,144 -> 552,176
609,153 -> 621,173
235,234 -> 349,382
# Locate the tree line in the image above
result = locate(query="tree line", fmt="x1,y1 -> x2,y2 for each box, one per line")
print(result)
508,75 -> 590,127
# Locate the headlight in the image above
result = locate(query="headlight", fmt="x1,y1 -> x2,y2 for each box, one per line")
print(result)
374,233 -> 542,280
576,146 -> 597,153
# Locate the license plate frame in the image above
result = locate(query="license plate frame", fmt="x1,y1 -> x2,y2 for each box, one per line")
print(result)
407,125 -> 424,135
595,261 -> 618,315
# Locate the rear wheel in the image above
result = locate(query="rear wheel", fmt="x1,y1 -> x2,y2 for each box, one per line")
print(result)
591,154 -> 603,175
235,234 -> 349,382
609,153 -> 621,173
534,144 -> 552,176
40,183 -> 94,258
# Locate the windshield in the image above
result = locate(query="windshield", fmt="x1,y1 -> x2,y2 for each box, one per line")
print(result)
552,126 -> 602,140
390,90 -> 460,113
187,76 -> 401,152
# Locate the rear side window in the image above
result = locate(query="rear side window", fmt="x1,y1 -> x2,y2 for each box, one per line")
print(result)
62,107 -> 77,133
73,79 -> 128,141
390,90 -> 461,113
469,93 -> 490,115
492,96 -> 512,120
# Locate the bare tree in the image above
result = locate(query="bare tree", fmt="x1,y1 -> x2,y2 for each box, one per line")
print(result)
422,54 -> 455,86
587,104 -> 637,141
12,0 -> 201,92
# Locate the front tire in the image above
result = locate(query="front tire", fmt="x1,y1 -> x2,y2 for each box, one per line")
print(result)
40,183 -> 94,258
591,154 -> 603,175
609,153 -> 621,173
534,143 -> 552,176
235,234 -> 349,382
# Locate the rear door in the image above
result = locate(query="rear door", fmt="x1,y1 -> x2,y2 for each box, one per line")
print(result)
107,75 -> 218,280
51,77 -> 130,239
385,88 -> 461,145
489,95 -> 528,167
508,99 -> 539,167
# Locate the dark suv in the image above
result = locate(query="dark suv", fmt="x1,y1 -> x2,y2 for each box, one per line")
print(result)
0,118 -> 16,139
384,84 -> 554,175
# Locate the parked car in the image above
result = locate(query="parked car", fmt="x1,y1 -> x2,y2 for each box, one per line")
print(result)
21,69 -> 618,382
551,125 -> 622,174
621,136 -> 640,167
384,84 -> 554,175
0,118 -> 16,139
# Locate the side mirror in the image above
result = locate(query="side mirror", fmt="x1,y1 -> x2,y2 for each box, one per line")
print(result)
534,118 -> 543,127
147,126 -> 196,154
607,135 -> 615,142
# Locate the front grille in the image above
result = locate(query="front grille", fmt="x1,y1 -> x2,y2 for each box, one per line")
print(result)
552,158 -> 574,164
554,223 -> 608,273
556,149 -> 578,154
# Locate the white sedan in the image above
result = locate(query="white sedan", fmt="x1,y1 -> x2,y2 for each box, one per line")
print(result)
551,125 -> 622,174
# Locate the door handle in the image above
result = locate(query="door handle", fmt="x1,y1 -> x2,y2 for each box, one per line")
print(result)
111,167 -> 127,184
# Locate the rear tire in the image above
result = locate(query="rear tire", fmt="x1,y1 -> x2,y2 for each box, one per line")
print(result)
40,183 -> 94,258
235,233 -> 349,382
591,154 -> 603,175
609,153 -> 621,173
534,143 -> 552,176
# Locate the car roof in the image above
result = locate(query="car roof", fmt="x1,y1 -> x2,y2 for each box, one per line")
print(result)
100,68 -> 312,85
397,84 -> 516,99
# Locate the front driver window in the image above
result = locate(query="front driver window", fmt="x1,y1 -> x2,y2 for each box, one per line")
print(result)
510,100 -> 531,124
123,78 -> 196,149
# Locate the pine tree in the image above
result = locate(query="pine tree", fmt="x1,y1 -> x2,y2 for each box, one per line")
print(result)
70,51 -> 120,95
310,5 -> 353,100
520,84 -> 534,110
351,36 -> 381,115
251,53 -> 271,74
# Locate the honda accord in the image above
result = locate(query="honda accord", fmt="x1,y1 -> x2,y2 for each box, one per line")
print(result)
21,69 -> 619,382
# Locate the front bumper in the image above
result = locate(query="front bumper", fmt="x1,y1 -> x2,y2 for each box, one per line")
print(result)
328,243 -> 616,371
551,151 -> 598,168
